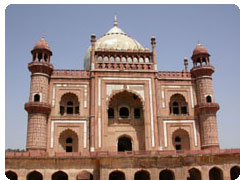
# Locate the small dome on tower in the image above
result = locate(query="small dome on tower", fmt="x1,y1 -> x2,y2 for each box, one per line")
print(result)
33,37 -> 51,51
192,43 -> 209,57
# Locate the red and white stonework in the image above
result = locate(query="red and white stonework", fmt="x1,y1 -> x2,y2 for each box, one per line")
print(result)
6,17 -> 240,180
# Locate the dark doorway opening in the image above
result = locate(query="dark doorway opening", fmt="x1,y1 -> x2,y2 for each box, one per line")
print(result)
118,136 -> 132,152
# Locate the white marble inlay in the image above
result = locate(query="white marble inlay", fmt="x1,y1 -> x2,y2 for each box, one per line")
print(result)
50,120 -> 87,149
163,120 -> 197,147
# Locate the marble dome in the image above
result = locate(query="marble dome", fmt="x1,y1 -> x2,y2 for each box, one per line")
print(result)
84,17 -> 145,70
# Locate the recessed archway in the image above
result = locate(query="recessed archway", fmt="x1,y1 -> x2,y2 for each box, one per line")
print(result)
187,168 -> 201,180
172,129 -> 190,150
118,135 -> 132,152
169,94 -> 188,115
159,170 -> 175,180
108,90 -> 145,151
109,171 -> 125,180
59,129 -> 78,152
134,170 -> 150,180
52,171 -> 68,180
230,166 -> 240,180
5,171 -> 17,180
27,170 -> 43,180
209,167 -> 223,180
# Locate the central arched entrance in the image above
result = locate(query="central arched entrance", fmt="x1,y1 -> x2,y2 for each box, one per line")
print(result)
108,90 -> 145,151
109,171 -> 125,180
118,136 -> 132,152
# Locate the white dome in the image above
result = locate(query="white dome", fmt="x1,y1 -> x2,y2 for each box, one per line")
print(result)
84,18 -> 145,70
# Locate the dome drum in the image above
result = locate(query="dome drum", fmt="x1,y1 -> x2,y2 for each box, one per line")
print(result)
94,51 -> 154,71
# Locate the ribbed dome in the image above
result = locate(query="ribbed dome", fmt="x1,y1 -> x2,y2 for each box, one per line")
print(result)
33,37 -> 51,51
192,44 -> 209,57
84,17 -> 145,70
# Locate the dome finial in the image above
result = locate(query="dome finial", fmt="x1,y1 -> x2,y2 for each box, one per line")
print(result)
114,14 -> 118,27
41,33 -> 45,41
197,40 -> 201,46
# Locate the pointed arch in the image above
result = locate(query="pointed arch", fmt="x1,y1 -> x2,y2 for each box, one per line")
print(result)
169,93 -> 188,115
5,171 -> 17,180
52,170 -> 68,180
117,135 -> 133,152
107,89 -> 144,108
27,170 -> 43,180
134,170 -> 150,180
59,128 -> 79,152
230,166 -> 240,180
159,169 -> 175,180
109,170 -> 125,180
59,92 -> 79,115
172,128 -> 190,150
209,167 -> 223,180
187,168 -> 201,180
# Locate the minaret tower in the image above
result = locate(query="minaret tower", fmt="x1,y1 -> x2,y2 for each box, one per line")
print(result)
191,43 -> 220,150
24,37 -> 53,151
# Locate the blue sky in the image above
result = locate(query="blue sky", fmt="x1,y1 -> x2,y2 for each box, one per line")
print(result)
5,4 -> 240,149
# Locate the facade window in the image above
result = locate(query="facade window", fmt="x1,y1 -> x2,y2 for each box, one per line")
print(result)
134,108 -> 141,118
66,137 -> 72,144
108,108 -> 114,118
175,144 -> 182,150
175,136 -> 181,142
66,146 -> 72,152
66,137 -> 73,152
34,94 -> 40,102
206,95 -> 212,103
60,106 -> 64,115
119,107 -> 129,118
170,94 -> 188,115
59,93 -> 79,116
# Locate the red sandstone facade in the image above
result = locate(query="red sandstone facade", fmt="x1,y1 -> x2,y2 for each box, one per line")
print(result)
5,17 -> 240,180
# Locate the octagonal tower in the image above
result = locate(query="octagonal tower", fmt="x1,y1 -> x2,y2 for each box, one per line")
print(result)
191,43 -> 220,150
24,37 -> 53,151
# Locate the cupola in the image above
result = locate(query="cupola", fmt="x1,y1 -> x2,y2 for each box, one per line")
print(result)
31,37 -> 52,63
191,43 -> 210,67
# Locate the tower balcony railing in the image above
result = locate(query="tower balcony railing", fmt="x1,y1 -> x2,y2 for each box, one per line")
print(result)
24,102 -> 51,114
